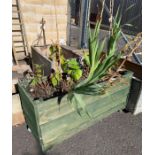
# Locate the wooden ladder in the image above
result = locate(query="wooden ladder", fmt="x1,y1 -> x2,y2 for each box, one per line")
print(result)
12,0 -> 29,64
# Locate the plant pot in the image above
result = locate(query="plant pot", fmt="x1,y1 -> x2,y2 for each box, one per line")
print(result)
18,71 -> 133,152
31,45 -> 82,76
31,46 -> 52,76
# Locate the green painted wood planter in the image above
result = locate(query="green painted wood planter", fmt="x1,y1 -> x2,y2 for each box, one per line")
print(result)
18,71 -> 132,152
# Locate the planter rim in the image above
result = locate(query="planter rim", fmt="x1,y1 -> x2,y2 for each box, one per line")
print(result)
18,71 -> 133,105
18,70 -> 133,152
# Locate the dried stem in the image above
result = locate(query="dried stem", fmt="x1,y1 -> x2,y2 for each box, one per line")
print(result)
109,0 -> 114,35
53,0 -> 62,71
54,0 -> 59,43
108,39 -> 142,82
121,32 -> 142,52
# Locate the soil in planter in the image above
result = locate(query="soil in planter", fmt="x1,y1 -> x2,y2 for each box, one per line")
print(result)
27,63 -> 90,101
26,50 -> 127,102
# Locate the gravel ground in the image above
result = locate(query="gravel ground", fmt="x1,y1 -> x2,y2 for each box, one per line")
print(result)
12,112 -> 142,155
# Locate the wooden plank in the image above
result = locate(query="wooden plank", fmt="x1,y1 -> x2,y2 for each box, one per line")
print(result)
13,40 -> 23,43
120,58 -> 142,79
31,46 -> 52,76
41,97 -> 127,144
12,10 -> 21,13
43,103 -> 125,151
12,94 -> 25,126
12,23 -> 23,26
12,34 -> 22,37
18,71 -> 132,152
38,81 -> 130,126
12,41 -> 18,65
14,45 -> 27,48
40,87 -> 129,141
12,17 -> 19,20
12,29 -> 22,32
12,4 -> 17,7
18,86 -> 39,139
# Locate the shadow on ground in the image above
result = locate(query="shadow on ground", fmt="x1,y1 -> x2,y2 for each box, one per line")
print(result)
13,112 -> 142,155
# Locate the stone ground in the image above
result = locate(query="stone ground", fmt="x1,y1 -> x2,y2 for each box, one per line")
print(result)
12,112 -> 142,155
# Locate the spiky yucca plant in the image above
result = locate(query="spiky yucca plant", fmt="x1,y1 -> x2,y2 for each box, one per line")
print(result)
67,5 -> 123,116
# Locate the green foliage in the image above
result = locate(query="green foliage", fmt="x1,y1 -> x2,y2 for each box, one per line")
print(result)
50,71 -> 62,87
49,44 -> 65,69
67,92 -> 91,117
49,44 -> 57,55
63,59 -> 81,70
83,52 -> 90,66
60,55 -> 65,65
108,7 -> 122,56
71,69 -> 83,81
62,58 -> 83,81
67,6 -> 123,116
30,64 -> 43,86
49,44 -> 61,59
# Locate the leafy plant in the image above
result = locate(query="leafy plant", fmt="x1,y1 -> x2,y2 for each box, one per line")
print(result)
108,7 -> 122,56
67,4 -> 123,116
30,64 -> 43,86
62,58 -> 83,81
83,52 -> 90,66
50,71 -> 62,87
49,44 -> 60,61
49,44 -> 65,65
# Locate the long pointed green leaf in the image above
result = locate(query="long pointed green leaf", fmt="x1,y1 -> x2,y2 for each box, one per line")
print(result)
125,4 -> 136,13
95,39 -> 106,62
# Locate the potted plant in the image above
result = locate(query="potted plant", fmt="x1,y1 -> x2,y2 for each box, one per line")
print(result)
18,5 -> 133,152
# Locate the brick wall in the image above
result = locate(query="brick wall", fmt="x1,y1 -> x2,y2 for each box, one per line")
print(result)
13,0 -> 68,50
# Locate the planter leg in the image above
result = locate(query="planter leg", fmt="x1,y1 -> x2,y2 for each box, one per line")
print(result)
26,124 -> 32,133
117,109 -> 122,112
122,109 -> 130,113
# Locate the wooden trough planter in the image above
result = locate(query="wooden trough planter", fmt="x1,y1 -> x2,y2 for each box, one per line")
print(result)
31,45 -> 82,76
18,71 -> 132,152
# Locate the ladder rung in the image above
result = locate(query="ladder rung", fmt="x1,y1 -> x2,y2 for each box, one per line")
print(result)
12,4 -> 17,7
12,23 -> 23,25
13,35 -> 22,37
12,2 -> 29,55
12,10 -> 20,13
16,51 -> 26,53
13,40 -> 23,43
12,30 -> 22,32
14,45 -> 27,48
12,17 -> 19,20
